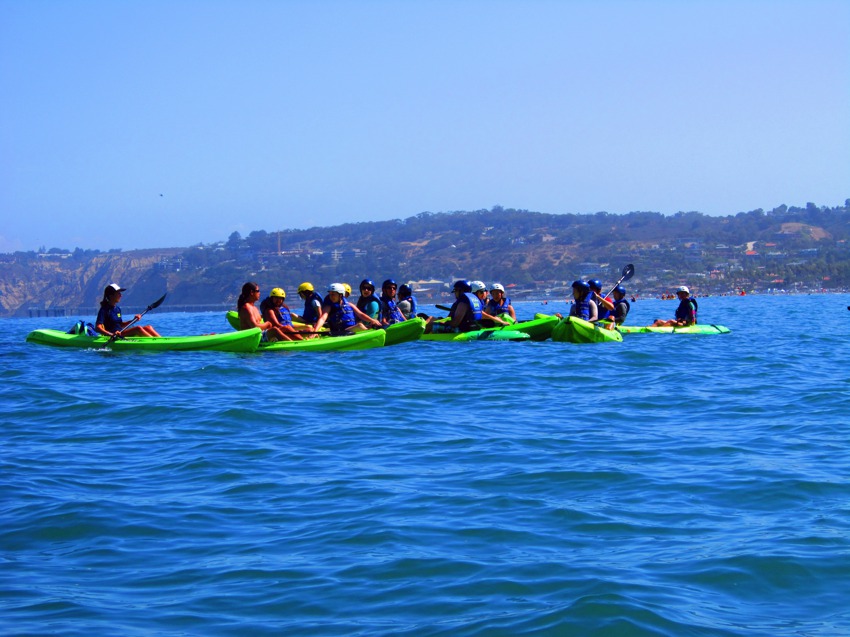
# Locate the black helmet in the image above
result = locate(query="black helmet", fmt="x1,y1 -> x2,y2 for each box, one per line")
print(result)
382,279 -> 397,289
398,284 -> 412,297
453,280 -> 471,293
359,279 -> 375,291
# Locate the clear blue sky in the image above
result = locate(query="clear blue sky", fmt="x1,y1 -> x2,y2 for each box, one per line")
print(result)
1,0 -> 848,252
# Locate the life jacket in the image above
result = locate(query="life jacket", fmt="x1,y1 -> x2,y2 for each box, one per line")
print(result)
572,297 -> 593,321
302,292 -> 323,324
400,294 -> 418,316
485,297 -> 512,316
356,294 -> 381,319
326,298 -> 357,335
675,297 -> 698,324
613,298 -> 631,323
595,297 -> 611,321
96,304 -> 123,332
450,292 -> 483,331
380,294 -> 406,324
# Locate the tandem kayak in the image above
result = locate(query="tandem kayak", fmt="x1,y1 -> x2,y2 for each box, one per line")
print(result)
26,327 -> 263,353
420,326 -> 531,342
257,329 -> 386,352
617,324 -> 731,335
551,316 -> 623,344
225,311 -> 422,346
500,314 -> 560,341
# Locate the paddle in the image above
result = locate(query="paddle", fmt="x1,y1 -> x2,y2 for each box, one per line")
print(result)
603,264 -> 635,299
436,304 -> 452,312
108,292 -> 167,343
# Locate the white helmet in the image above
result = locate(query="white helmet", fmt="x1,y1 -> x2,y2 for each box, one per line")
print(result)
490,283 -> 505,292
470,280 -> 487,293
327,283 -> 346,294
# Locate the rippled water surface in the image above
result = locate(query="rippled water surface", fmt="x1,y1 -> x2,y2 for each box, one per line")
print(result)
3,294 -> 849,636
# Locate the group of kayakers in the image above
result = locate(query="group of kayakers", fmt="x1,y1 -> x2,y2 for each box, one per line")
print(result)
93,275 -> 698,341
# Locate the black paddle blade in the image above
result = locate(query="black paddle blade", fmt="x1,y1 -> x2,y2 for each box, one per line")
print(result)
146,293 -> 168,312
622,264 -> 635,280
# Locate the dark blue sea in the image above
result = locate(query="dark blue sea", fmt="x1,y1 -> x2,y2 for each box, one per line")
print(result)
3,294 -> 849,636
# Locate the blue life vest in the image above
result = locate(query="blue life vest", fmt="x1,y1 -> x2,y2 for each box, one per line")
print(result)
675,297 -> 698,324
380,294 -> 406,324
326,298 -> 357,335
595,298 -> 611,321
96,304 -> 123,332
302,292 -> 323,324
572,298 -> 593,321
450,292 -> 483,331
613,298 -> 631,323
356,295 -> 381,319
485,297 -> 512,316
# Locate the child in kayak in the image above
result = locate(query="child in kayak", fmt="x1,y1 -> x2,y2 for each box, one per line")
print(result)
315,283 -> 382,335
485,283 -> 516,323
652,286 -> 697,327
259,288 -> 308,341
424,280 -> 482,333
237,282 -> 290,341
605,285 -> 631,330
95,283 -> 162,338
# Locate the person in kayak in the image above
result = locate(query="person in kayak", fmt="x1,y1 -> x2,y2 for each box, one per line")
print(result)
379,279 -> 407,326
604,285 -> 631,330
315,283 -> 383,335
356,279 -> 382,321
556,280 -> 598,322
260,288 -> 307,341
397,284 -> 418,319
95,283 -> 162,338
588,279 -> 614,321
297,282 -> 324,329
237,282 -> 290,341
485,283 -> 516,323
471,280 -> 510,328
342,283 -> 352,298
424,280 -> 483,333
652,286 -> 698,327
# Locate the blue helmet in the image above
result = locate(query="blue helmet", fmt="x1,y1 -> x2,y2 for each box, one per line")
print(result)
382,279 -> 397,289
398,284 -> 412,297
588,279 -> 602,290
453,280 -> 471,293
572,280 -> 589,291
359,279 -> 375,291
614,285 -> 626,295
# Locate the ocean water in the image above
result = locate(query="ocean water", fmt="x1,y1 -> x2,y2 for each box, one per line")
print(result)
2,294 -> 849,636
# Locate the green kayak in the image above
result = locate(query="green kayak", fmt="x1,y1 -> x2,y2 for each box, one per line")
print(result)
551,316 -> 623,344
26,327 -> 262,353
420,327 -> 531,342
225,311 -> 422,346
258,328 -> 385,352
500,314 -> 559,341
617,324 -> 731,335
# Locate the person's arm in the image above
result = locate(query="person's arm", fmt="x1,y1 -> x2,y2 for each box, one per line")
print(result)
263,308 -> 283,328
313,306 -> 330,332
448,302 -> 468,328
587,301 -> 599,322
594,293 -> 615,312
481,310 -> 508,326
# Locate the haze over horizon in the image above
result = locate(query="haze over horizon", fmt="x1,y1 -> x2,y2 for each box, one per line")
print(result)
2,0 -> 848,253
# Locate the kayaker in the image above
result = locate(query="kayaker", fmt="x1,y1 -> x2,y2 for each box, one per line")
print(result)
424,280 -> 482,333
652,286 -> 697,327
297,282 -> 324,329
315,283 -> 382,335
379,279 -> 407,326
356,279 -> 381,321
471,280 -> 510,327
342,283 -> 352,298
556,280 -> 598,322
588,279 -> 614,321
485,283 -> 516,323
397,284 -> 418,319
605,285 -> 631,330
95,283 -> 162,338
259,288 -> 306,341
237,282 -> 290,342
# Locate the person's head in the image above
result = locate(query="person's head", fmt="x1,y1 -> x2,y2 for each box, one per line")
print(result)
490,283 -> 505,298
297,282 -> 314,298
382,279 -> 397,297
613,285 -> 626,300
452,280 -> 471,295
676,285 -> 690,298
572,280 -> 590,299
398,284 -> 412,299
102,282 -> 126,304
239,281 -> 261,306
588,279 -> 602,295
359,279 -> 376,295
326,282 -> 346,302
269,287 -> 286,304
342,283 -> 352,297
470,281 -> 487,297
